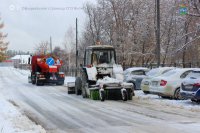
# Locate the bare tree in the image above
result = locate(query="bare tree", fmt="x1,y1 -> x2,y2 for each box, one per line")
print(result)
80,0 -> 200,67
34,41 -> 49,55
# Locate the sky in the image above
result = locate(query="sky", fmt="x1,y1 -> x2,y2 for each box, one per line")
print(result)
0,0 -> 95,52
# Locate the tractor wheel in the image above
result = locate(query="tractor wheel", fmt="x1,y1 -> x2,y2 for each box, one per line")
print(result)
128,81 -> 135,91
122,90 -> 128,101
99,90 -> 105,102
81,72 -> 88,98
128,90 -> 133,100
75,77 -> 82,95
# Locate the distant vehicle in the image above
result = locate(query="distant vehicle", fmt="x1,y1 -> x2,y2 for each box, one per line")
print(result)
28,55 -> 65,86
149,68 -> 194,99
141,67 -> 174,94
180,69 -> 200,103
124,67 -> 149,90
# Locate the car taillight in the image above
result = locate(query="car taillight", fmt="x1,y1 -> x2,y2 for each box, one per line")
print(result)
60,74 -> 65,78
193,83 -> 200,87
87,64 -> 93,68
160,80 -> 167,86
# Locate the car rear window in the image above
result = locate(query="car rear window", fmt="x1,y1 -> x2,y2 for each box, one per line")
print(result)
187,71 -> 200,78
146,68 -> 158,76
161,70 -> 177,77
131,70 -> 145,75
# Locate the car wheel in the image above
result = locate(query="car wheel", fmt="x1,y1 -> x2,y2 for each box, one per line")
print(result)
174,88 -> 182,100
191,99 -> 196,102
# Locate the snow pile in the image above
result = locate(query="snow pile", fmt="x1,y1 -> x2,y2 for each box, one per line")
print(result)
0,94 -> 46,133
64,77 -> 75,83
11,55 -> 30,64
113,64 -> 124,81
86,66 -> 98,80
134,90 -> 200,112
97,76 -> 121,85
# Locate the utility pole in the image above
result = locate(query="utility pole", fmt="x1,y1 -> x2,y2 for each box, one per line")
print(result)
50,36 -> 52,54
156,0 -> 161,67
75,18 -> 78,77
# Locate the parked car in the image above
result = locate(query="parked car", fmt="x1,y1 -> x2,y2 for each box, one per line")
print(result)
124,67 -> 149,90
149,68 -> 194,99
141,67 -> 174,94
180,69 -> 200,103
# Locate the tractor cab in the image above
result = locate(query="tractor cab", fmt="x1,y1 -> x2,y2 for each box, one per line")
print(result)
84,45 -> 116,67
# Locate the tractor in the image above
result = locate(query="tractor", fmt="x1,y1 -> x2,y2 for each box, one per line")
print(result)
70,45 -> 134,101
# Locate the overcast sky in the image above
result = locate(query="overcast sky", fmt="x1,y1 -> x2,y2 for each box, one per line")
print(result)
0,0 -> 95,52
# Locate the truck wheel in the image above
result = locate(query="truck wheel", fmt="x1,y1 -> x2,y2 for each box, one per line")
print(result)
75,77 -> 82,95
31,74 -> 36,84
32,80 -> 36,84
122,90 -> 128,101
36,77 -> 40,86
99,90 -> 105,101
81,72 -> 87,98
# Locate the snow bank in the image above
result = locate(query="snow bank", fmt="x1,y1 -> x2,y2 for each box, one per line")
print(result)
134,90 -> 200,112
0,93 -> 46,133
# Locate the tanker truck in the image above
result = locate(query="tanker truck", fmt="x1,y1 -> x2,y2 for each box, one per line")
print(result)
28,55 -> 65,86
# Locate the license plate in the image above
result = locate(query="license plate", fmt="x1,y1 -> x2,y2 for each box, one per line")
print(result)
144,81 -> 149,85
50,77 -> 57,80
152,81 -> 158,86
185,85 -> 193,89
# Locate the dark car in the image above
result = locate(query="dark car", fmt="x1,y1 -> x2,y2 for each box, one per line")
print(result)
180,69 -> 200,103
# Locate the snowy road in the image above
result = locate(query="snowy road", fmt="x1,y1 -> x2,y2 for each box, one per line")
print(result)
0,67 -> 200,133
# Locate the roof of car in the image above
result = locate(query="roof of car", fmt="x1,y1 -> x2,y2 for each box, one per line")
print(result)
172,68 -> 195,72
150,67 -> 174,71
191,68 -> 200,71
124,67 -> 149,72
